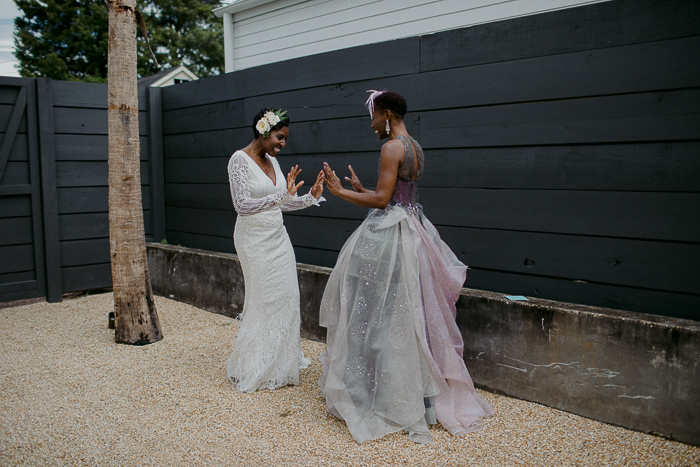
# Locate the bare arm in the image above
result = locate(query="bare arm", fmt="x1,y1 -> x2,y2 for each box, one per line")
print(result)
323,140 -> 403,209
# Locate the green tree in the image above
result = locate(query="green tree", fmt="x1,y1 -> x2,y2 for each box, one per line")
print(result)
13,0 -> 224,82
138,0 -> 224,78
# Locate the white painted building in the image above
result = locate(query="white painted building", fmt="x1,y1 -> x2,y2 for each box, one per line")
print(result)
214,0 -> 610,73
137,65 -> 199,87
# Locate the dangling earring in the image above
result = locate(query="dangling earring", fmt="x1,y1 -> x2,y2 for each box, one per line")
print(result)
385,119 -> 391,137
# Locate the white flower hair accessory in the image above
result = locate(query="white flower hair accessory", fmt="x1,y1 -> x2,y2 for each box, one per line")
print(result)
256,108 -> 288,137
365,89 -> 387,117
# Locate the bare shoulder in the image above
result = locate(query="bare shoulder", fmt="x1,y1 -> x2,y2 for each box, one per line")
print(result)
380,139 -> 404,161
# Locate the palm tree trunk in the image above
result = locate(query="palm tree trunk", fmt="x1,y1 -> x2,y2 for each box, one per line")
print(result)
108,0 -> 162,345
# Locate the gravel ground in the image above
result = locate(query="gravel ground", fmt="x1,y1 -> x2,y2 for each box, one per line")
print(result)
0,292 -> 698,467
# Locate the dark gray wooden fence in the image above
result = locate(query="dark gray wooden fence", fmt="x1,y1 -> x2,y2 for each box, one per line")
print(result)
0,78 -> 164,303
158,0 -> 700,320
1,0 -> 698,320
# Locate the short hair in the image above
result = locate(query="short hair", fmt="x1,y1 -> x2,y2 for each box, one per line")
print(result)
252,108 -> 291,139
374,92 -> 407,117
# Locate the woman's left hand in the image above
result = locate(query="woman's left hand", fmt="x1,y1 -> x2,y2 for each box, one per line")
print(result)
344,165 -> 365,193
323,162 -> 344,196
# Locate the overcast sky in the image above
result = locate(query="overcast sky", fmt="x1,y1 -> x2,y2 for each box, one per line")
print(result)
0,0 -> 21,77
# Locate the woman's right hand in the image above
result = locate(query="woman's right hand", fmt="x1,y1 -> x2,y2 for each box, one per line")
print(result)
287,165 -> 304,195
344,165 -> 365,193
311,170 -> 325,199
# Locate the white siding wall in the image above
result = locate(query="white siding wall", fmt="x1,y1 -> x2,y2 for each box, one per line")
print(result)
219,0 -> 611,72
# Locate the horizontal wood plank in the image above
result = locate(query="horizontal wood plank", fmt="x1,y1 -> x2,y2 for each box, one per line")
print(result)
162,99 -> 245,135
463,268 -> 700,321
0,185 -> 31,196
57,186 -> 151,214
420,0 -> 700,71
421,188 -> 700,242
284,215 -> 363,251
163,128 -> 247,160
0,78 -> 33,87
438,226 -> 699,294
0,87 -> 19,105
0,288 -> 42,303
55,134 -> 149,161
0,244 -> 34,274
0,217 -> 32,246
52,80 -> 148,111
60,238 -> 111,267
162,231 -> 235,253
419,143 -> 700,191
164,157 -> 230,184
0,195 -> 31,218
58,212 -> 152,241
164,207 -> 235,238
0,162 -> 30,185
420,90 -> 700,148
0,270 -> 35,285
53,108 -> 149,136
56,161 -> 150,187
61,263 -> 112,292
165,183 -> 233,211
0,279 -> 37,295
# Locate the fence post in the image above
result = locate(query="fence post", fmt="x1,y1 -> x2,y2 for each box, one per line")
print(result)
147,86 -> 166,243
36,78 -> 63,302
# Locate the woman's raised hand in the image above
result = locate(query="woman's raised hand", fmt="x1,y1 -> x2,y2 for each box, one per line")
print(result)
311,170 -> 325,199
286,165 -> 304,195
323,162 -> 344,196
344,165 -> 365,193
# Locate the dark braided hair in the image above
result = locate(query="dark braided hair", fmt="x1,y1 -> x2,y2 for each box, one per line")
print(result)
252,107 -> 291,139
374,92 -> 407,117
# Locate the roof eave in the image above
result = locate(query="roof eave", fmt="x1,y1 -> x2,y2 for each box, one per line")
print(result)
214,0 -> 277,17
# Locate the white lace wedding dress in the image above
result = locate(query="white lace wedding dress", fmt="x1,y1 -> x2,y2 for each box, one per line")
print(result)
226,150 -> 322,392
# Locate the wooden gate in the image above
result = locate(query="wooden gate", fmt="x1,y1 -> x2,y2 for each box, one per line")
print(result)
0,78 -> 61,302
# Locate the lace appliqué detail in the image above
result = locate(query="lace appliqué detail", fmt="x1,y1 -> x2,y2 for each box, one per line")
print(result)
228,151 -> 323,216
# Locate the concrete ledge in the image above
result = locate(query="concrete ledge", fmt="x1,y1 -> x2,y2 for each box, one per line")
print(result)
146,243 -> 329,341
147,243 -> 700,446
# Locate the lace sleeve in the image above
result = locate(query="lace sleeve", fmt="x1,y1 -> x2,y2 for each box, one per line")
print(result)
280,193 -> 326,212
228,152 -> 293,215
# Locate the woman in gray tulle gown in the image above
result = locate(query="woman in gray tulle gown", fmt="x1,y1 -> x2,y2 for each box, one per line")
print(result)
319,91 -> 493,444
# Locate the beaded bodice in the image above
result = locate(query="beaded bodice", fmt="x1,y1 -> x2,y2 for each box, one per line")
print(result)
390,135 -> 424,207
395,135 -> 424,182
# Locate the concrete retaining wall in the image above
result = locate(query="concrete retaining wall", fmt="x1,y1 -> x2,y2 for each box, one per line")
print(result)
147,243 -> 700,446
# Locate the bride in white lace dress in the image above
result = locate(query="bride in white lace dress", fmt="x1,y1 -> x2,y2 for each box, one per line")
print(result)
226,108 -> 325,392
